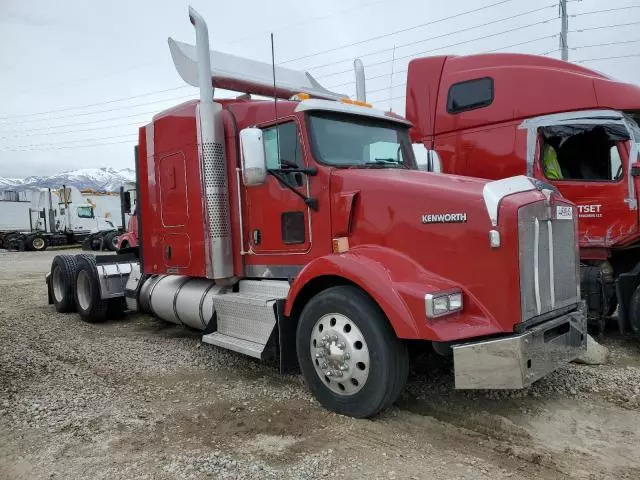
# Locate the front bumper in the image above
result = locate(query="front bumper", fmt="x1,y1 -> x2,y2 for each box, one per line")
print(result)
452,304 -> 586,389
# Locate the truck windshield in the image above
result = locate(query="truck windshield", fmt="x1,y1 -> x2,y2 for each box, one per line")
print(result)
307,111 -> 416,169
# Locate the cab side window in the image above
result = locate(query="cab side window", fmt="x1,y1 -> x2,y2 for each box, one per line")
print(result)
542,126 -> 625,181
76,205 -> 95,218
263,122 -> 302,169
263,122 -> 304,186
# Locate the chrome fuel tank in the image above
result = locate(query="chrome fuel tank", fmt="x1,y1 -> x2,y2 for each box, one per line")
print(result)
139,275 -> 222,330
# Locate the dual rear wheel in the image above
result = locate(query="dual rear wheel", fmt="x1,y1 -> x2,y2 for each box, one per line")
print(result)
50,254 -> 125,321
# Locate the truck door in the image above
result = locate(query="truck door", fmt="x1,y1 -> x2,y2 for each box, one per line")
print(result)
244,120 -> 311,255
533,123 -> 637,248
157,152 -> 192,268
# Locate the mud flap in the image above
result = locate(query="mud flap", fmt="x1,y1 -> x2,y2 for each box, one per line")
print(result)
45,272 -> 53,305
276,299 -> 299,374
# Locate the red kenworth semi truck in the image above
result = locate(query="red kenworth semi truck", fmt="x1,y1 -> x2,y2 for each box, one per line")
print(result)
405,53 -> 640,336
46,9 -> 586,418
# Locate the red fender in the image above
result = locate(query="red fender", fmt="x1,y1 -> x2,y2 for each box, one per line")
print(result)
286,245 -> 468,340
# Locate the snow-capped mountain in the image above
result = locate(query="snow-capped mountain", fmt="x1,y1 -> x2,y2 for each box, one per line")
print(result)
0,176 -> 24,188
0,167 -> 135,192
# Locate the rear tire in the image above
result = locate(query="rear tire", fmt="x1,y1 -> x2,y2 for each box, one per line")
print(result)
50,255 -> 78,313
103,231 -> 118,251
74,255 -> 108,323
296,285 -> 408,418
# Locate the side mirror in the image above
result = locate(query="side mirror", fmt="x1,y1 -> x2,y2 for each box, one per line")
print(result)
413,144 -> 442,173
240,128 -> 267,186
631,162 -> 640,177
123,191 -> 132,214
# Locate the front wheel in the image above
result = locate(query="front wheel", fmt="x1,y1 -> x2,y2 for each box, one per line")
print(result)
28,234 -> 48,251
296,286 -> 408,418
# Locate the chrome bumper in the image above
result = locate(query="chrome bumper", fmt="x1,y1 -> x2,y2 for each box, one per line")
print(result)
452,305 -> 586,389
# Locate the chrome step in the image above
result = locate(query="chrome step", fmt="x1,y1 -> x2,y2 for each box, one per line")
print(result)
202,280 -> 289,359
201,332 -> 264,359
212,293 -> 277,345
238,279 -> 290,299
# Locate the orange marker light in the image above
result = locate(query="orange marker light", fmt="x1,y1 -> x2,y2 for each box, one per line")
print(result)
332,237 -> 349,253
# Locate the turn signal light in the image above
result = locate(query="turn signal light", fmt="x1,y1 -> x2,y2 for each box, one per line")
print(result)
291,92 -> 311,101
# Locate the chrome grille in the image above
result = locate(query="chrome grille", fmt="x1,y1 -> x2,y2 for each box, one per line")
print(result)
518,200 -> 579,322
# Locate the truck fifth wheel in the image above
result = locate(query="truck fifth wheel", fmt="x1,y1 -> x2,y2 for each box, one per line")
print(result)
46,8 -> 587,418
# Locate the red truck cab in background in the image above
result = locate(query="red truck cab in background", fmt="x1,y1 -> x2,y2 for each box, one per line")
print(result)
405,53 -> 640,335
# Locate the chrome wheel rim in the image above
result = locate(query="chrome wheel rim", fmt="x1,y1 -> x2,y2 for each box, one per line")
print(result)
111,236 -> 118,248
310,313 -> 370,396
76,270 -> 91,311
52,266 -> 64,303
32,237 -> 45,250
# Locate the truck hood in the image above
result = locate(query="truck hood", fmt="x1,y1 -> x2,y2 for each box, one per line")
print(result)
329,168 -> 489,237
329,168 -> 526,337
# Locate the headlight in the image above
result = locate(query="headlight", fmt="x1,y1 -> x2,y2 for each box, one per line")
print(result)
425,290 -> 463,318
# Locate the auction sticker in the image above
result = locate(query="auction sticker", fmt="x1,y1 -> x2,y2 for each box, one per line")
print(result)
556,205 -> 573,220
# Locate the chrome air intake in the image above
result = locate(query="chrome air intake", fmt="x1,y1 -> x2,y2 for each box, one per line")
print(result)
518,200 -> 580,323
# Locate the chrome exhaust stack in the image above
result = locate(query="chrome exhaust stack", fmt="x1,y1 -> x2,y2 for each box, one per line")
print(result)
186,7 -> 234,283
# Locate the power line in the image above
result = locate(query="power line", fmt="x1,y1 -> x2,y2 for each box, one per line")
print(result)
279,0 -> 521,64
576,52 -> 640,63
306,3 -> 557,72
7,60 -> 162,97
225,0 -> 390,45
317,16 -> 558,80
0,109 -> 160,134
0,121 -> 145,141
0,85 -> 190,121
570,20 -> 640,33
3,133 -> 138,151
325,34 -> 558,90
572,39 -> 640,50
2,94 -> 195,125
572,5 -> 640,18
1,138 -> 137,152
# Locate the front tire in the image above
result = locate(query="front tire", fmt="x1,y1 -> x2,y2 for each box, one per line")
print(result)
296,286 -> 408,418
29,234 -> 48,251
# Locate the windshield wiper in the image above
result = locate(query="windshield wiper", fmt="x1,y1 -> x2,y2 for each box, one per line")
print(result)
362,158 -> 408,169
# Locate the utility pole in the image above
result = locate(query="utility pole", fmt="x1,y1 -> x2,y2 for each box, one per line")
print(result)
559,0 -> 569,61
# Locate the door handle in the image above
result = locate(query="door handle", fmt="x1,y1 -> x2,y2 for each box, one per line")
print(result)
165,245 -> 172,259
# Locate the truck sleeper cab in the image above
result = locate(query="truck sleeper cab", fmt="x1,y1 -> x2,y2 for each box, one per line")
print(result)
406,53 -> 640,337
46,9 -> 586,419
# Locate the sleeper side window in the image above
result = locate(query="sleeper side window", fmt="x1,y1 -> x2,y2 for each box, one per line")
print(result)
447,77 -> 494,114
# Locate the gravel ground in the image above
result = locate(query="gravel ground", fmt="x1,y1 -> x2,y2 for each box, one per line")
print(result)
1,249 -> 639,479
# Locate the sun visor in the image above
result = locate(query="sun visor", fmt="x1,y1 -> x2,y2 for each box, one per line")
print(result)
168,38 -> 347,101
541,123 -> 630,142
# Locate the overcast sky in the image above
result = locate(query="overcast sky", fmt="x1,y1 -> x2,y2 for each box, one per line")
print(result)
1,0 -> 639,178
